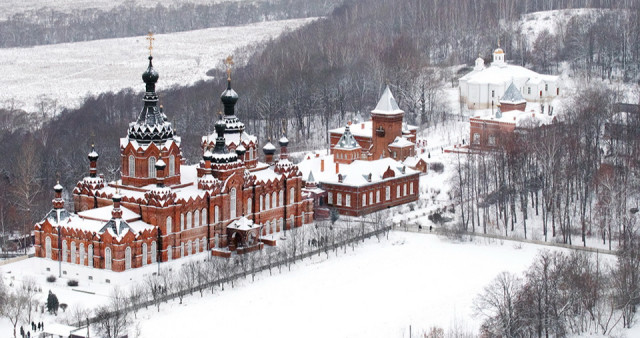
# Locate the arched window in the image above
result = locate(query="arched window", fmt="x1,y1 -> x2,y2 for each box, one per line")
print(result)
128,155 -> 135,177
194,210 -> 200,228
125,247 -> 132,270
290,187 -> 295,204
369,192 -> 373,205
290,215 -> 295,229
214,206 -> 220,223
45,237 -> 52,259
410,183 -> 414,195
201,237 -> 206,251
186,211 -> 192,229
376,190 -> 381,203
214,234 -> 219,248
180,242 -> 185,257
70,242 -> 76,263
166,216 -> 173,234
385,186 -> 391,200
265,193 -> 270,210
247,198 -> 252,214
186,241 -> 191,256
404,184 -> 407,196
230,188 -> 237,218
149,156 -> 157,178
151,242 -> 156,263
272,192 -> 277,208
345,194 -> 351,207
201,208 -> 207,225
259,195 -> 263,211
167,245 -> 172,261
88,244 -> 93,267
62,240 -> 67,262
279,190 -> 284,206
169,155 -> 175,176
362,194 -> 367,207
397,185 -> 401,198
192,240 -> 196,254
142,243 -> 148,266
79,243 -> 85,266
105,247 -> 112,270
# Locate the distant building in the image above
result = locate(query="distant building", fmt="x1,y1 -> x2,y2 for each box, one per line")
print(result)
459,47 -> 560,110
299,87 -> 421,216
34,55 -> 313,271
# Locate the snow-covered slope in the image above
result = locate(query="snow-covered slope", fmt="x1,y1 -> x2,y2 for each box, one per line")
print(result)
0,18 -> 316,113
519,8 -> 613,45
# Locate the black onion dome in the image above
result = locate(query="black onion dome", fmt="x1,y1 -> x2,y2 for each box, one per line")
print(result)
235,144 -> 246,158
54,183 -> 63,194
215,118 -> 227,135
278,135 -> 289,148
263,141 -> 276,155
88,145 -> 99,161
221,80 -> 239,105
142,56 -> 159,86
155,159 -> 166,171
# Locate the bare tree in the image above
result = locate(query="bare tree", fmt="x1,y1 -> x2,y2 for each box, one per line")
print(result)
94,287 -> 129,338
473,271 -> 523,337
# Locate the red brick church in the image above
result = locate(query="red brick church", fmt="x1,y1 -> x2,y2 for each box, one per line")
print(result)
34,55 -> 314,271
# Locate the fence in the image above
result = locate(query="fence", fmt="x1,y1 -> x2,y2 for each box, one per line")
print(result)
72,225 -> 391,328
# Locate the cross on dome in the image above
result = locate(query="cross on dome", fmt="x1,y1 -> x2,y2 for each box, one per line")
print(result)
146,32 -> 155,56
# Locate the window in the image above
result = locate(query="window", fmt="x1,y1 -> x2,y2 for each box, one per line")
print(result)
247,198 -> 252,214
192,240 -> 196,254
527,87 -> 531,95
186,241 -> 191,256
557,88 -> 560,95
169,155 -> 175,176
105,247 -> 112,270
149,156 -> 157,178
345,194 -> 351,207
397,186 -> 401,198
166,216 -> 172,234
393,151 -> 397,159
337,193 -> 342,206
404,184 -> 407,196
194,210 -> 200,227
45,237 -> 52,259
488,135 -> 496,146
279,191 -> 283,207
259,195 -> 264,211
62,240 -> 67,262
142,243 -> 147,266
202,208 -> 207,225
88,244 -> 93,267
249,148 -> 253,160
473,133 -> 480,144
491,90 -> 495,98
79,243 -> 85,265
180,213 -> 184,231
545,84 -> 548,91
167,245 -> 172,261
202,237 -> 206,252
410,183 -> 414,195
369,192 -> 373,205
125,247 -> 132,270
328,192 -> 333,204
151,242 -> 156,263
362,194 -> 366,207
71,242 -> 76,264
230,188 -> 237,218
265,193 -> 270,210
376,191 -> 381,203
186,211 -> 192,229
214,206 -> 220,223
290,187 -> 295,204
180,242 -> 185,257
128,155 -> 135,177
272,191 -> 277,208
385,186 -> 391,201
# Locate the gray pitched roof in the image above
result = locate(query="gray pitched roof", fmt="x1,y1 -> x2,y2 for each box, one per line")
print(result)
372,86 -> 404,115
335,125 -> 361,149
500,83 -> 526,104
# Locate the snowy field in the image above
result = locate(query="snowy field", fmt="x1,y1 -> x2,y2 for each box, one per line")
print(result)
0,0 -> 252,18
519,8 -> 613,45
0,18 -> 316,113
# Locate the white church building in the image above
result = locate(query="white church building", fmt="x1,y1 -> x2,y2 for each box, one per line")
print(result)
459,47 -> 560,110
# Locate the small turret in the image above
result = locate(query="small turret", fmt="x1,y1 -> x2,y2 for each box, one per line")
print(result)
155,159 -> 166,187
235,144 -> 246,160
278,135 -> 289,160
111,194 -> 123,219
263,141 -> 275,164
52,182 -> 64,209
88,145 -> 99,178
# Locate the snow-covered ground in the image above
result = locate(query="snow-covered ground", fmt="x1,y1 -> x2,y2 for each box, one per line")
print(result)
0,0 -> 252,18
519,8 -> 613,45
0,18 -> 316,113
2,231 -> 601,337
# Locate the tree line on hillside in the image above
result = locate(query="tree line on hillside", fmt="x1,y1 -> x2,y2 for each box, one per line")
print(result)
1,0 -> 639,250
0,0 -> 342,48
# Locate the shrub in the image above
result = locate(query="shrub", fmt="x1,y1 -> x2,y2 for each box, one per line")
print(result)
46,275 -> 56,283
429,162 -> 444,173
67,279 -> 79,287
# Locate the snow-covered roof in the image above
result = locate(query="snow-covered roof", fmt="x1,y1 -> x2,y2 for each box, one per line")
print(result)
78,205 -> 140,222
253,167 -> 281,184
472,109 -> 555,128
298,154 -> 418,187
263,142 -> 276,150
334,125 -> 361,149
500,83 -> 526,104
460,62 -> 558,85
389,136 -> 414,148
330,120 -> 417,138
121,137 -> 180,151
202,131 -> 257,147
227,216 -> 258,231
371,86 -> 404,115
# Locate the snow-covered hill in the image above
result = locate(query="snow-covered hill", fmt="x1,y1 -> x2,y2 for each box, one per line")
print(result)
0,18 -> 316,113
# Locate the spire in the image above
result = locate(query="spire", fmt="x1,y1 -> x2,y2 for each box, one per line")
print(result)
221,55 -> 239,116
372,86 -> 403,115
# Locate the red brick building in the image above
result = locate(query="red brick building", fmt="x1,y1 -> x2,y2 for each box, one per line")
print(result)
299,87 -> 421,216
34,56 -> 313,271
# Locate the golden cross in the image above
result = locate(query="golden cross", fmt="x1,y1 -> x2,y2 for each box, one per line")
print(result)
146,32 -> 155,56
224,55 -> 234,81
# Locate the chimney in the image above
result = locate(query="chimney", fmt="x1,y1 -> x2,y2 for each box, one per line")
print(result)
361,123 -> 365,129
320,159 -> 324,172
335,162 -> 340,173
112,194 -> 123,219
52,182 -> 64,209
338,174 -> 343,183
